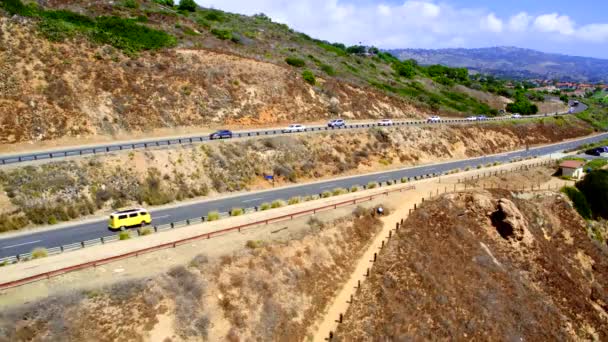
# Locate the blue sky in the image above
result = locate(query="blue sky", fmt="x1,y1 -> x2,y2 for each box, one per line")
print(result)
195,0 -> 608,58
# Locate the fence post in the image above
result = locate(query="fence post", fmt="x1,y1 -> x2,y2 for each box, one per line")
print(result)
101,237 -> 105,244
170,222 -> 174,229
373,253 -> 377,262
81,241 -> 85,248
339,313 -> 343,323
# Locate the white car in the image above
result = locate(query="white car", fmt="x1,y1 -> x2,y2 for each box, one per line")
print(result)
511,113 -> 522,119
467,116 -> 478,121
378,119 -> 393,126
427,116 -> 441,123
282,124 -> 306,133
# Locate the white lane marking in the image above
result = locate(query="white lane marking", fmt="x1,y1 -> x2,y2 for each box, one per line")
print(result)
153,215 -> 170,219
2,240 -> 42,249
242,197 -> 264,203
320,184 -> 336,189
378,176 -> 389,179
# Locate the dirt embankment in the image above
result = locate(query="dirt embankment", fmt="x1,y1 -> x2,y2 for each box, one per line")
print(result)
0,17 -> 424,145
0,209 -> 383,341
336,190 -> 608,340
0,118 -> 593,231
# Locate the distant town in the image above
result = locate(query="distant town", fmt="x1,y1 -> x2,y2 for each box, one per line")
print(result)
513,80 -> 608,96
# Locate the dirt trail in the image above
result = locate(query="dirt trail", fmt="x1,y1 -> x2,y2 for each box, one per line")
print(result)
311,159 -> 568,341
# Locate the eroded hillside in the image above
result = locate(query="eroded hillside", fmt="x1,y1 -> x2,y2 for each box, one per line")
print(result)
0,17 -> 422,144
0,0 -> 530,145
0,118 -> 592,231
336,190 -> 608,340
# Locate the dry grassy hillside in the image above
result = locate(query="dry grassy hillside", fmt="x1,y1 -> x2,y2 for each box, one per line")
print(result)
0,118 -> 592,231
0,209 -> 383,341
0,16 -> 422,144
0,0 -> 528,145
336,190 -> 608,340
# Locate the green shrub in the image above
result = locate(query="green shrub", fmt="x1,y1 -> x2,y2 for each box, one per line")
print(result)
139,227 -> 152,236
285,57 -> 306,67
0,0 -> 39,17
211,28 -> 232,40
92,16 -> 177,54
561,186 -> 592,219
245,240 -> 265,249
332,188 -> 347,196
288,196 -> 301,205
230,208 -> 244,216
153,0 -> 174,7
321,64 -> 336,76
367,182 -> 378,189
118,231 -> 131,240
271,200 -> 285,208
31,247 -> 48,259
48,215 -> 58,225
401,177 -> 408,183
207,211 -> 220,221
302,70 -> 316,85
465,167 -> 471,171
476,165 -> 482,169
321,191 -> 332,198
259,202 -> 271,211
178,0 -> 197,11
122,0 -> 139,9
350,185 -> 360,192
576,170 -> 608,219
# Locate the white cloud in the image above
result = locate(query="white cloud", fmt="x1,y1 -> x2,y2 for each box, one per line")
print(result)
508,12 -> 532,32
194,0 -> 608,55
481,13 -> 503,33
533,13 -> 575,35
575,23 -> 608,42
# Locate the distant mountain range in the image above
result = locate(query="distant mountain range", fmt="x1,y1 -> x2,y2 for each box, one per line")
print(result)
388,46 -> 608,82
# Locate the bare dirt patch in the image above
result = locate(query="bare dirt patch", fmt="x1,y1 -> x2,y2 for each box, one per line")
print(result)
335,190 -> 608,340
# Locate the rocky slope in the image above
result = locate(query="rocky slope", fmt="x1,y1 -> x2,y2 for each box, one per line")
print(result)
336,189 -> 608,340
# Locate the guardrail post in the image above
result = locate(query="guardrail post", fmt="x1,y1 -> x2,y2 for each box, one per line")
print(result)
186,219 -> 190,225
60,246 -> 64,252
81,241 -> 85,248
170,222 -> 174,229
101,237 -> 105,244
154,225 -> 158,232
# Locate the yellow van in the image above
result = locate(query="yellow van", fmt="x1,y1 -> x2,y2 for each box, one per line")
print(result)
108,208 -> 152,230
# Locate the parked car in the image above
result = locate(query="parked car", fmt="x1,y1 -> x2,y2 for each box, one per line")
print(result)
573,100 -> 580,106
377,119 -> 393,126
283,124 -> 306,133
477,115 -> 488,121
328,119 -> 346,128
209,129 -> 233,140
585,147 -> 607,156
467,116 -> 477,121
108,208 -> 151,231
511,113 -> 522,119
427,116 -> 441,123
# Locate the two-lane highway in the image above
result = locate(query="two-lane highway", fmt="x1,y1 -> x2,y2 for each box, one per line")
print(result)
0,103 -> 583,166
1,130 -> 606,259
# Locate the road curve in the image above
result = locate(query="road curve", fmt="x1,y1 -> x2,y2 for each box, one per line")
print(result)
0,129 -> 605,258
0,103 -> 585,166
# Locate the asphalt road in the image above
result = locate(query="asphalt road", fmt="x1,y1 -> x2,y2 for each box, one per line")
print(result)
1,130 -> 606,258
0,102 -> 584,166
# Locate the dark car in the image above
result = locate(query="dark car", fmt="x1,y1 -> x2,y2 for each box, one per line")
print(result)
585,147 -> 605,156
210,130 -> 233,140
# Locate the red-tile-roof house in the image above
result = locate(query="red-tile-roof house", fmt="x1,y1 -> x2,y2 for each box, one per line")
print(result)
559,160 -> 585,179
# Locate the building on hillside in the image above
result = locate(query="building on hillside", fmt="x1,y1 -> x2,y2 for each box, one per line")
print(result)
559,160 -> 585,179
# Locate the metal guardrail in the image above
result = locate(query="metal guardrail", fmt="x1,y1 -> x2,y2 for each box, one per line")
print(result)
0,112 -> 571,165
0,157 -> 556,277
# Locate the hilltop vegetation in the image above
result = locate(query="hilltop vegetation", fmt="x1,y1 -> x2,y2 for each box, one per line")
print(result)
0,0 -> 525,144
